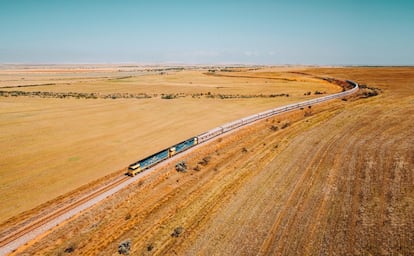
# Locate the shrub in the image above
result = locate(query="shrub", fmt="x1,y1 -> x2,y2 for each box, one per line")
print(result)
198,156 -> 211,166
281,121 -> 290,129
359,84 -> 381,98
270,125 -> 279,131
63,241 -> 78,254
118,240 -> 131,255
171,227 -> 184,237
161,94 -> 175,99
64,245 -> 75,253
175,161 -> 187,172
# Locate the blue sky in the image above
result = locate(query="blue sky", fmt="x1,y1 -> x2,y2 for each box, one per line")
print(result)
0,0 -> 413,65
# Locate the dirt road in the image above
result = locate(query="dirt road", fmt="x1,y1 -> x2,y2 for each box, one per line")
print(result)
11,67 -> 414,255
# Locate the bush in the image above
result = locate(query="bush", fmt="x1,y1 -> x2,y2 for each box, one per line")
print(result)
118,240 -> 131,255
359,84 -> 381,98
64,244 -> 75,253
175,161 -> 187,172
161,94 -> 175,99
270,125 -> 279,131
362,90 -> 378,98
281,121 -> 290,129
198,156 -> 211,166
171,227 -> 184,237
63,241 -> 78,254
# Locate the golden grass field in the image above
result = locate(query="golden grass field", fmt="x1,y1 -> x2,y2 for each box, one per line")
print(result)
9,67 -> 412,255
0,66 -> 339,222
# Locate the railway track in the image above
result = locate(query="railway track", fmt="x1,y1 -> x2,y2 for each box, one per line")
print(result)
0,176 -> 129,255
0,79 -> 358,255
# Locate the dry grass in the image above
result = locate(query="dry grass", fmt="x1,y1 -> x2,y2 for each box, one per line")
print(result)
11,67 -> 413,256
6,67 -> 412,256
0,66 -> 338,222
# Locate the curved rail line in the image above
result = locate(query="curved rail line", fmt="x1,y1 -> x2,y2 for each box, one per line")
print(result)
0,80 -> 358,255
195,80 -> 358,144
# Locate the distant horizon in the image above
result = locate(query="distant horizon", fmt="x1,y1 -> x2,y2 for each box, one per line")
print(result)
1,63 -> 413,67
1,1 -> 413,65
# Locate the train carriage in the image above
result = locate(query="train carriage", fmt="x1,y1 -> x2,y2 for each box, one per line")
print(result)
242,114 -> 259,124
127,80 -> 358,177
197,127 -> 223,143
127,148 -> 170,176
170,137 -> 198,156
222,120 -> 243,132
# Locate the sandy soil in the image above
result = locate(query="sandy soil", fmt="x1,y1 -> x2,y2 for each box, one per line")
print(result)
10,67 -> 413,255
0,67 -> 338,223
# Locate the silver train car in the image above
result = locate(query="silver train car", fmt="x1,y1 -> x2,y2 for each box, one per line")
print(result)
127,81 -> 358,177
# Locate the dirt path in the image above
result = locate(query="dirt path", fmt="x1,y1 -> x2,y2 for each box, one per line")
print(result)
12,67 -> 413,255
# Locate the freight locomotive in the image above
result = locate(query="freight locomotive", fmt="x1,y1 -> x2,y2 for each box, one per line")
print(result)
127,80 -> 359,176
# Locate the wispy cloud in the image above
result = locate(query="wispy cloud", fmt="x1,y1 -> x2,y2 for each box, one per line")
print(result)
244,51 -> 259,57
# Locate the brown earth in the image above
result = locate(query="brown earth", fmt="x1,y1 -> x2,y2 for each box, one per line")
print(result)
10,67 -> 413,255
0,67 -> 338,223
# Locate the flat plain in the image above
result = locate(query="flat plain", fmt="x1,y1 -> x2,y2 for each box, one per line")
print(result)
3,66 -> 412,255
0,66 -> 338,222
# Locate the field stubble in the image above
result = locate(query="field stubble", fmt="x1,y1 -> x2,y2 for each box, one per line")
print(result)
3,67 -> 413,255
0,68 -> 337,223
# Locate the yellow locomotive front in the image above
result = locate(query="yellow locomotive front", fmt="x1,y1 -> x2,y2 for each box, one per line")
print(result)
127,163 -> 141,176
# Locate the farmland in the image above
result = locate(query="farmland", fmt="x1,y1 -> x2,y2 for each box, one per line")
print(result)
4,67 -> 413,255
0,66 -> 338,222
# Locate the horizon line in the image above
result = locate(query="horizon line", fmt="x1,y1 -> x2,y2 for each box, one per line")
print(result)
1,63 -> 413,67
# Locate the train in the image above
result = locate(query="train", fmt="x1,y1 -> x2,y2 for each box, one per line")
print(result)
127,137 -> 198,176
127,80 -> 359,176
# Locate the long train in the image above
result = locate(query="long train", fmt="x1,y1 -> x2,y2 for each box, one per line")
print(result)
127,80 -> 359,176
